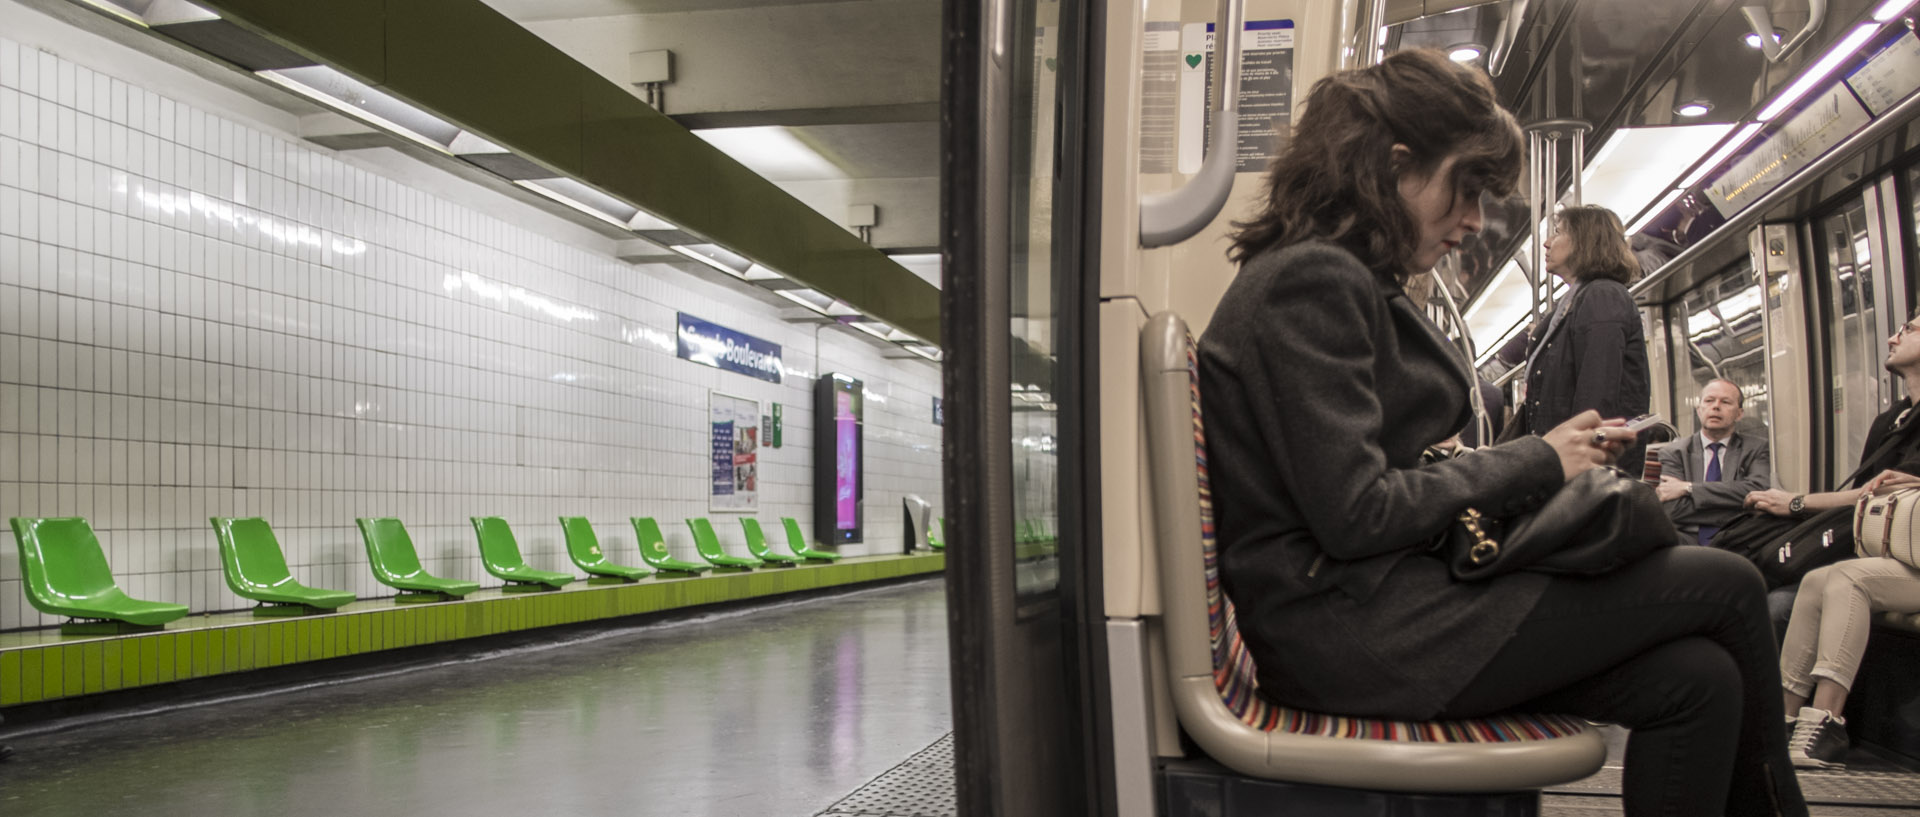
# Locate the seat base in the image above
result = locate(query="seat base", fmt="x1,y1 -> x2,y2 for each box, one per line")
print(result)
61,620 -> 165,635
252,603 -> 333,617
799,555 -> 839,563
653,569 -> 704,578
393,592 -> 459,604
1162,760 -> 1540,817
761,560 -> 800,568
502,582 -> 563,593
711,565 -> 754,573
586,575 -> 639,585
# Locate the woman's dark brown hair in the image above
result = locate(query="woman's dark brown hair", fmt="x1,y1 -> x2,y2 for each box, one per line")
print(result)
1229,49 -> 1523,278
1553,205 -> 1638,284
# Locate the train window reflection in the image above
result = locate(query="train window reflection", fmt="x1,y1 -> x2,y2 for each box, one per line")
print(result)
1819,203 -> 1884,480
1008,0 -> 1061,603
1668,268 -> 1771,443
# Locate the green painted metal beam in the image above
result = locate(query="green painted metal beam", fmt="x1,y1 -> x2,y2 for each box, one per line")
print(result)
191,0 -> 941,344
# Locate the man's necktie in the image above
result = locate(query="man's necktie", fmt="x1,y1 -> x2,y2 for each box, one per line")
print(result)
1698,442 -> 1724,547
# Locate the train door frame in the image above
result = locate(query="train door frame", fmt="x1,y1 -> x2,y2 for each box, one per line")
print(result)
941,0 -> 1116,815
1808,178 -> 1911,486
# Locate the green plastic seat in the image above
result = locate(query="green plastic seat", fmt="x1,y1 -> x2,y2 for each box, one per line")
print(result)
559,517 -> 651,584
630,517 -> 710,577
211,517 -> 357,615
11,517 -> 190,633
686,518 -> 762,572
928,517 -> 947,551
779,517 -> 841,562
471,517 -> 575,592
356,518 -> 481,602
739,519 -> 799,567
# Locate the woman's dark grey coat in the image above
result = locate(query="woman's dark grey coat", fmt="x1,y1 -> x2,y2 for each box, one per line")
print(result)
1197,241 -> 1565,719
1515,278 -> 1651,437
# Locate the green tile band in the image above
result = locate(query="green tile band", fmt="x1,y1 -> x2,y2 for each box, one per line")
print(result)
0,554 -> 942,706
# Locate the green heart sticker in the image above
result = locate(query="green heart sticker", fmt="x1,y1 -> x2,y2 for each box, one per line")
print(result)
1186,54 -> 1203,68
1045,57 -> 1057,71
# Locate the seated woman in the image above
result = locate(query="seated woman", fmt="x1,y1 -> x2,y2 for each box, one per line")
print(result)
1758,314 -> 1920,769
1199,49 -> 1806,815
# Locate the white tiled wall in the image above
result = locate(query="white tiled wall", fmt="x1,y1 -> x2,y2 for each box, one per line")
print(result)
0,31 -> 943,630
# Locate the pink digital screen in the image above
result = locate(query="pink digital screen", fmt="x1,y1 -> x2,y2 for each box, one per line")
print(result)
835,390 -> 859,531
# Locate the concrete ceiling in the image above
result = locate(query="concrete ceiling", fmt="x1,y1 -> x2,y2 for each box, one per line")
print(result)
482,0 -> 943,255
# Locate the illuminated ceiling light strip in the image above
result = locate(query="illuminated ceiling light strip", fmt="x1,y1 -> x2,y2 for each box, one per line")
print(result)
903,344 -> 943,362
1627,187 -> 1689,234
144,0 -> 221,25
449,130 -> 509,155
1678,122 -> 1765,189
257,69 -> 454,155
672,244 -> 751,277
514,179 -> 633,229
744,264 -> 783,282
1874,0 -> 1919,22
628,209 -> 678,231
1756,23 -> 1883,122
73,0 -> 155,25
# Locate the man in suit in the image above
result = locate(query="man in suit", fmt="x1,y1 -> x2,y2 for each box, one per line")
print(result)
1658,378 -> 1771,546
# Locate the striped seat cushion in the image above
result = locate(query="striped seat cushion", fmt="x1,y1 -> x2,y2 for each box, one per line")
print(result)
1184,338 -> 1585,743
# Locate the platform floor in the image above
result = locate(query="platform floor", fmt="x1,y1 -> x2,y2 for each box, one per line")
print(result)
0,579 -> 952,817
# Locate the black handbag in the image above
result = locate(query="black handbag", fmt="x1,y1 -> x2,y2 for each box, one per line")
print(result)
1441,465 -> 1679,582
1707,506 -> 1854,590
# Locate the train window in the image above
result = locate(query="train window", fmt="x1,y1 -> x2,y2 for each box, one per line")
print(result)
1008,4 -> 1061,600
1668,269 -> 1771,442
1818,204 -> 1886,480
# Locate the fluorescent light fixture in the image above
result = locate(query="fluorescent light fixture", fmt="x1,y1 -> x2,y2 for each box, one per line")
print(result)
1744,30 -> 1784,49
903,344 -> 943,362
1675,101 -> 1713,117
1677,122 -> 1765,189
672,243 -> 753,277
1448,44 -> 1485,62
1874,0 -> 1919,22
1757,23 -> 1883,121
627,209 -> 678,231
744,264 -> 784,282
778,288 -> 837,313
449,131 -> 509,155
76,0 -> 217,25
258,65 -> 460,152
1578,125 -> 1734,218
515,179 -> 638,229
847,319 -> 918,343
887,252 -> 943,290
693,126 -> 845,181
1627,187 -> 1689,234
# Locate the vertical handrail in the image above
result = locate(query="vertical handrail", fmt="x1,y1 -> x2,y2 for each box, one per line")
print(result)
1139,0 -> 1245,248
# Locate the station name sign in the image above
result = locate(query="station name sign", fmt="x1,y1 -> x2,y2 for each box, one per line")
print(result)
677,313 -> 784,384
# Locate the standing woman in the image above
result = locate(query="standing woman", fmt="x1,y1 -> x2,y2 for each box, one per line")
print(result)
1199,49 -> 1805,815
1513,206 -> 1652,472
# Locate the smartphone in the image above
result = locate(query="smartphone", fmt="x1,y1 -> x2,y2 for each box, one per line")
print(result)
1623,413 -> 1664,434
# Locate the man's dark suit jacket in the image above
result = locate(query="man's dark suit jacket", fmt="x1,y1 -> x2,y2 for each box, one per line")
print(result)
1657,431 -> 1771,542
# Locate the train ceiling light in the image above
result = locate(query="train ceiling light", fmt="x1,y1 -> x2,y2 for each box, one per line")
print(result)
1674,101 -> 1713,117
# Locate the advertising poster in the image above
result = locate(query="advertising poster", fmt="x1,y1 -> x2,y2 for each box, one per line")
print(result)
710,391 -> 760,512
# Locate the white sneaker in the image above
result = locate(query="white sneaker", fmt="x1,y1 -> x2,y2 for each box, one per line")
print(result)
1787,707 -> 1849,770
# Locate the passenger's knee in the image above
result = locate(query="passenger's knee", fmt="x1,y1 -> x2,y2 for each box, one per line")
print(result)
1634,638 -> 1743,728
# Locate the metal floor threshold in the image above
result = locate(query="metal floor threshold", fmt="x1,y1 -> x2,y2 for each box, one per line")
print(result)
819,732 -> 957,817
1546,764 -> 1920,813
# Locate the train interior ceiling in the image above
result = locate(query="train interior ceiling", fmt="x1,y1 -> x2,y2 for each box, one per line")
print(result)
12,0 -> 1920,815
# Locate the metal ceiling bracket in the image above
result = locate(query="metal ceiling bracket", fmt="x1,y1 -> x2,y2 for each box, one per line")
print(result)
1742,0 -> 1827,63
1140,0 -> 1245,248
1487,0 -> 1531,77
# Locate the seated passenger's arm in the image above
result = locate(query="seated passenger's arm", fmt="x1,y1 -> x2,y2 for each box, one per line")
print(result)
1747,486 -> 1863,516
1691,442 -> 1771,512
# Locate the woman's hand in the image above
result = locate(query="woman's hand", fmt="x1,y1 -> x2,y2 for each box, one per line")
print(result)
1543,410 -> 1627,481
1866,470 -> 1920,496
1745,488 -> 1795,517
